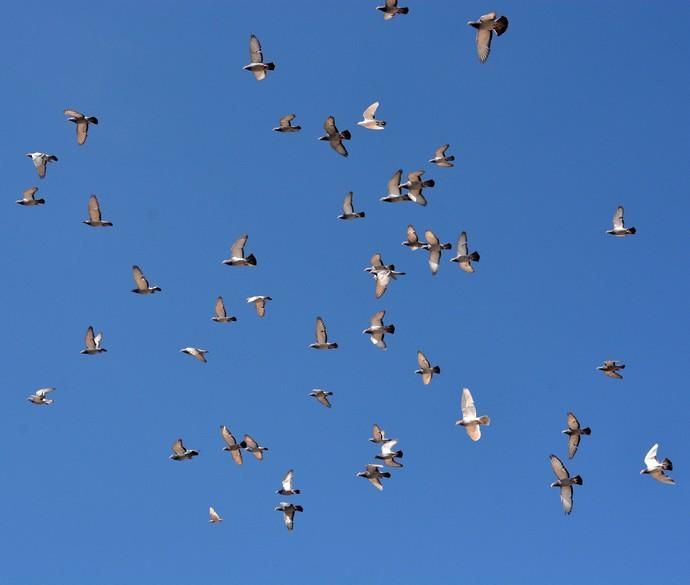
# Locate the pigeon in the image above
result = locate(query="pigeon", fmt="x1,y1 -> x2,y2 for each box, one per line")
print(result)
27,387 -> 55,405
243,34 -> 275,80
338,191 -> 365,220
455,387 -> 490,441
363,310 -> 395,350
276,469 -> 301,496
640,444 -> 675,485
83,195 -> 113,227
380,169 -> 412,204
415,351 -> 441,385
309,316 -> 338,350
222,234 -> 257,266
170,438 -> 199,461
357,464 -> 391,491
243,434 -> 268,460
399,170 -> 434,206
424,230 -> 452,275
212,296 -> 237,323
64,109 -> 99,145
376,0 -> 409,20
26,152 -> 58,179
275,502 -> 303,531
364,254 -> 405,299
597,360 -> 625,379
606,206 -> 636,237
208,507 -> 223,524
180,347 -> 208,363
273,114 -> 301,133
369,424 -> 389,444
467,12 -> 509,63
549,454 -> 583,515
401,225 -> 427,250
319,116 -> 351,157
220,425 -> 244,465
562,412 -> 591,459
309,389 -> 334,408
375,439 -> 404,468
247,295 -> 272,317
450,231 -> 480,273
131,265 -> 161,294
429,144 -> 455,168
16,187 -> 45,206
80,326 -> 107,355
357,101 -> 385,130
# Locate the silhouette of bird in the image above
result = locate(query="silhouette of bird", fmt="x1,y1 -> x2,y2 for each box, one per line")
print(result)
399,170 -> 434,206
180,347 -> 208,363
247,295 -> 272,317
369,424 -> 389,444
606,206 -> 636,237
276,469 -> 301,496
80,326 -> 107,355
380,169 -> 412,204
450,231 -> 480,273
375,439 -> 403,468
357,464 -> 391,491
424,230 -> 452,275
309,316 -> 338,350
376,0 -> 409,20
212,296 -> 237,323
222,234 -> 257,266
220,425 -> 244,465
208,507 -> 223,524
357,101 -> 385,130
27,387 -> 55,405
243,434 -> 268,460
275,502 -> 303,531
597,360 -> 625,379
363,310 -> 395,350
309,389 -> 334,408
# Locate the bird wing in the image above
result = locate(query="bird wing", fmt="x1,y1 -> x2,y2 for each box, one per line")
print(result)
644,444 -> 659,469
324,116 -> 337,137
282,469 -> 294,492
132,265 -> 149,290
465,423 -> 481,441
566,412 -> 580,432
255,298 -> 267,317
64,109 -> 84,119
428,248 -> 441,274
567,434 -> 581,460
36,387 -> 54,397
456,231 -> 469,256
342,191 -> 354,214
94,331 -> 103,348
279,113 -> 295,128
282,507 -> 295,530
494,15 -> 509,36
220,425 -> 237,448
370,253 -> 384,269
407,170 -> 424,184
230,234 -> 248,258
406,225 -> 419,244
315,316 -> 328,344
332,139 -> 348,157
434,144 -> 449,158
84,326 -> 96,349
371,424 -> 383,442
362,101 -> 379,120
209,507 -> 221,522
215,296 -> 227,319
243,435 -> 258,449
368,475 -> 384,490
381,439 -> 398,455
249,34 -> 263,63
375,271 -> 390,298
87,195 -> 102,222
550,454 -> 570,480
385,0 -> 398,8
407,189 -> 427,206
424,230 -> 440,246
172,439 -> 186,456
230,448 -> 243,465
604,369 -> 622,379
475,28 -> 493,64
650,470 -> 675,485
461,388 -> 477,419
34,157 -> 47,178
23,187 -> 39,200
370,311 -> 385,328
417,351 -> 430,369
613,206 -> 625,229
559,485 -> 573,514
387,169 -> 403,196
76,120 -> 88,145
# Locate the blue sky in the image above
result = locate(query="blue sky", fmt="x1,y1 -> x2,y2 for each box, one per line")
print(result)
1,1 -> 689,583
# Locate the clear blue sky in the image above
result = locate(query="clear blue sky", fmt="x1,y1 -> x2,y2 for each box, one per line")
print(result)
1,1 -> 688,583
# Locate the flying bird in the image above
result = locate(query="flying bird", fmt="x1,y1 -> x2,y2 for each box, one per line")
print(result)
562,412 -> 591,459
247,295 -> 272,317
424,230 -> 452,275
27,387 -> 55,405
243,434 -> 268,460
375,439 -> 404,468
319,116 -> 351,157
357,101 -> 385,130
64,109 -> 99,145
399,170 -> 434,206
275,502 -> 303,531
380,169 -> 412,204
357,464 -> 391,491
222,234 -> 257,266
16,187 -> 45,206
455,387 -> 490,441
369,424 -> 389,444
415,351 -> 441,385
364,253 -> 405,299
338,191 -> 365,220
549,454 -> 583,515
83,195 -> 113,227
640,444 -> 675,485
401,225 -> 426,250
180,347 -> 208,363
170,438 -> 199,461
309,389 -> 334,408
597,360 -> 625,379
273,114 -> 301,133
212,296 -> 237,323
376,0 -> 409,20
220,425 -> 244,465
26,152 -> 58,179
276,469 -> 301,496
467,12 -> 509,63
606,206 -> 636,236
208,507 -> 223,524
243,34 -> 275,80
80,326 -> 107,355
131,265 -> 161,294
309,316 -> 338,350
451,231 -> 480,273
363,310 -> 395,350
429,144 -> 455,168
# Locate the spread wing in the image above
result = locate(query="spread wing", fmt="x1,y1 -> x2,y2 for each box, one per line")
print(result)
370,311 -> 385,328
255,298 -> 267,317
650,470 -> 675,485
374,271 -> 390,298
370,253 -> 384,270
87,195 -> 102,222
342,191 -> 354,214
368,475 -> 384,490
230,234 -> 248,258
243,435 -> 258,450
315,316 -> 328,344
36,387 -> 54,397
371,424 -> 383,442
220,425 -> 238,448
434,144 -> 449,158
428,248 -> 441,274
407,189 -> 427,206
424,230 -> 440,246
465,423 -> 481,442
566,412 -> 580,432
249,34 -> 263,63
324,116 -> 337,137
407,170 -> 424,184
406,224 -> 419,244
456,231 -> 469,256
94,331 -> 103,348
381,439 -> 398,455
23,187 -> 38,200
132,265 -> 149,290
475,28 -> 493,64
279,114 -> 295,128
559,485 -> 573,514
215,296 -> 227,319
315,392 -> 332,408
209,507 -> 221,522
64,109 -> 84,119
332,139 -> 348,157
362,101 -> 379,119
172,439 -> 186,456
417,351 -> 430,369
461,388 -> 477,419
550,454 -> 570,481
34,157 -> 47,178
84,326 -> 96,349
282,469 -> 294,492
76,120 -> 89,145
387,170 -> 403,195
613,206 -> 625,229
644,444 -> 659,468
567,434 -> 581,460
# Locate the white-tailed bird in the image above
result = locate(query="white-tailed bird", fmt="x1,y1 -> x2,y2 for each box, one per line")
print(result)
80,326 -> 107,355
212,296 -> 237,323
309,389 -> 334,408
363,310 -> 395,350
26,152 -> 58,179
27,387 -> 55,405
309,316 -> 338,350
16,187 -> 45,206
375,439 -> 403,468
380,169 -> 412,204
247,295 -> 272,317
606,206 -> 636,237
220,425 -> 244,465
243,434 -> 268,460
455,387 -> 490,441
275,502 -> 303,531
415,351 -> 441,385
549,454 -> 582,515
376,0 -> 409,20
399,170 -> 434,206
357,101 -> 385,130
180,347 -> 208,363
369,424 -> 389,444
83,195 -> 113,227
243,34 -> 275,80
450,231 -> 480,273
562,412 -> 591,459
222,234 -> 257,266
64,109 -> 99,145
641,443 -> 675,485
467,12 -> 509,63
338,191 -> 365,220
597,360 -> 625,379
319,115 -> 351,157
273,113 -> 301,133
424,230 -> 452,275
131,265 -> 162,294
208,506 -> 223,524
429,144 -> 455,168
357,464 -> 391,491
169,438 -> 199,461
276,469 -> 301,496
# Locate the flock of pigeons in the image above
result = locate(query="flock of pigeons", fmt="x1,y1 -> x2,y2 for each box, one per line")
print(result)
21,5 -> 675,532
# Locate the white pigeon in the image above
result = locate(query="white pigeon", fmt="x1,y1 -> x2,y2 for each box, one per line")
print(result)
131,265 -> 162,294
338,191 -> 365,220
247,295 -> 272,317
180,347 -> 208,363
243,434 -> 268,460
562,412 -> 591,459
424,230 -> 452,275
319,115 -> 351,157
415,351 -> 441,385
273,113 -> 301,133
16,187 -> 45,206
375,439 -> 403,468
380,169 -> 412,204
275,502 -> 303,531
357,101 -> 385,130
26,152 -> 58,179
309,316 -> 338,349
169,438 -> 199,461
467,12 -> 509,64
276,469 -> 301,496
606,206 -> 636,237
357,464 -> 391,491
549,454 -> 583,515
450,231 -> 480,273
376,0 -> 409,20
83,195 -> 113,227
429,144 -> 455,168
208,507 -> 223,524
243,34 -> 275,80
220,425 -> 244,465
222,234 -> 257,266
369,424 -> 389,444
363,310 -> 395,350
27,387 -> 55,405
640,443 -> 675,485
597,360 -> 625,379
212,296 -> 237,323
64,109 -> 99,145
80,326 -> 107,355
455,387 -> 490,441
309,389 -> 334,408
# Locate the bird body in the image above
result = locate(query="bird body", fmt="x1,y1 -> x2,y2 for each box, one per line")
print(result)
273,114 -> 301,132
597,360 -> 625,379
429,144 -> 455,167
83,195 -> 112,227
131,265 -> 161,294
606,206 -> 636,236
363,310 -> 395,350
64,109 -> 98,145
357,464 -> 391,491
451,231 -> 480,273
222,234 -> 257,266
243,34 -> 275,80
208,507 -> 223,524
415,351 -> 441,385
357,101 -> 385,130
309,389 -> 334,408
180,347 -> 208,363
369,424 -> 389,444
170,438 -> 199,461
375,439 -> 403,468
27,387 -> 55,405
399,170 -> 434,206
455,387 -> 490,441
562,412 -> 591,459
220,425 -> 244,465
243,434 -> 268,460
212,296 -> 237,323
402,225 -> 427,250
80,326 -> 107,355
309,316 -> 338,349
467,12 -> 509,63
16,187 -> 45,206
247,295 -> 272,317
319,116 -> 351,157
376,0 -> 409,20
275,502 -> 303,531
26,152 -> 58,179
338,191 -> 365,220
641,443 -> 675,485
276,469 -> 301,496
549,454 -> 582,514
424,230 -> 451,275
380,169 -> 412,203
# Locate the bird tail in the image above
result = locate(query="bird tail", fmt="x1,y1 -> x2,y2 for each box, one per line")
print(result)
382,472 -> 392,478
294,505 -> 304,512
478,415 -> 490,426
385,324 -> 396,334
446,155 -> 455,161
341,130 -> 352,140
266,62 -> 276,71
357,212 -> 366,218
662,458 -> 673,471
433,366 -> 441,374
294,489 -> 301,495
87,117 -> 99,124
441,243 -> 452,250
423,179 -> 435,188
44,399 -> 54,405
628,227 -> 637,234
239,441 -> 247,449
572,475 -> 583,485
246,254 -> 257,266
581,427 -> 592,435
398,7 -> 409,14
396,450 -> 404,458
469,251 -> 480,262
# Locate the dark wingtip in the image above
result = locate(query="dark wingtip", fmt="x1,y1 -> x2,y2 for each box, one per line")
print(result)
332,343 -> 339,349
294,490 -> 301,494
387,324 -> 396,334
